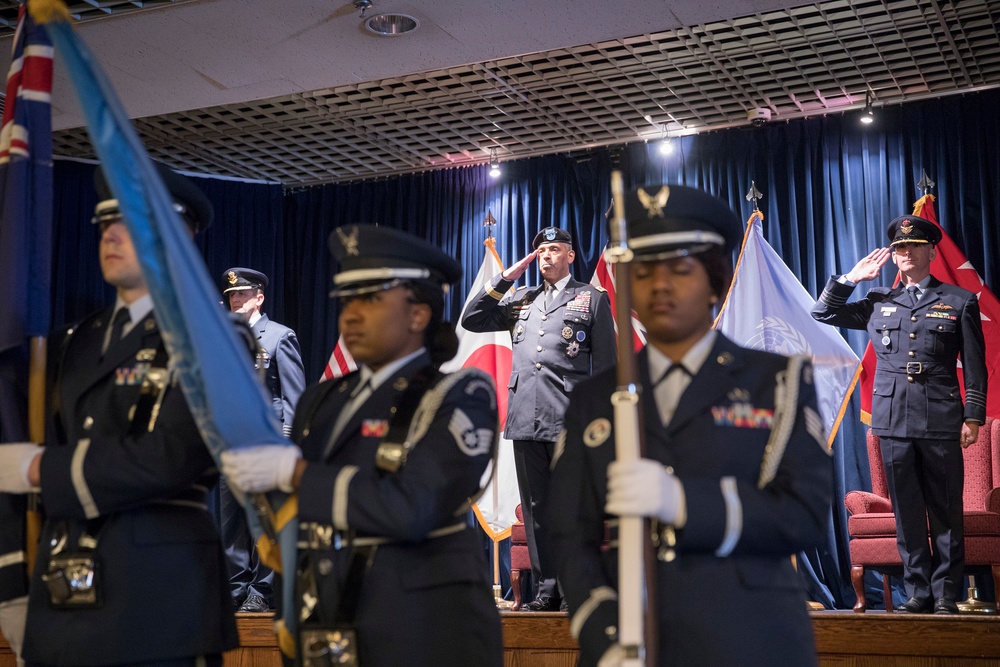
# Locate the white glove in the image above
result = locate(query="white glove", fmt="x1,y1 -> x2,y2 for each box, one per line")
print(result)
0,443 -> 43,494
597,642 -> 625,667
0,595 -> 28,664
221,445 -> 302,493
606,458 -> 685,525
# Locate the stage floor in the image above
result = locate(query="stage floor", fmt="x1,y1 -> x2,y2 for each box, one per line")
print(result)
4,609 -> 1000,666
220,609 -> 1000,666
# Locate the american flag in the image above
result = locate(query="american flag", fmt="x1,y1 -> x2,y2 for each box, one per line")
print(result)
590,247 -> 646,350
321,334 -> 357,381
0,1 -> 54,353
859,194 -> 1000,422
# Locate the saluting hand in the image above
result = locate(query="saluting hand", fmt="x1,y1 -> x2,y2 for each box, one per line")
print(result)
501,250 -> 538,281
845,247 -> 891,283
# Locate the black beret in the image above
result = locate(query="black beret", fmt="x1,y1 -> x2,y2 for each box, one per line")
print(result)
221,267 -> 269,295
621,184 -> 741,259
887,215 -> 941,247
93,162 -> 214,234
532,227 -> 572,249
328,224 -> 462,297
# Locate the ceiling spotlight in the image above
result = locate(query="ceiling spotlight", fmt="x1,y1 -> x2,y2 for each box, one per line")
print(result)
364,13 -> 419,36
658,127 -> 674,155
488,148 -> 501,178
860,92 -> 875,125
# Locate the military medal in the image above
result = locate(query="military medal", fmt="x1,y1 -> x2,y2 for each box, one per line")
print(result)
561,326 -> 573,340
881,331 -> 891,348
566,340 -> 580,358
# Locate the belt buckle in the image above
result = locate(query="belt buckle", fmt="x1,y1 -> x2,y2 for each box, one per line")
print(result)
906,361 -> 923,375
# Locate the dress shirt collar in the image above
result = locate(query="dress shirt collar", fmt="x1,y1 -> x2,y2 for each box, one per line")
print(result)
358,346 -> 426,393
647,329 -> 717,382
113,294 -> 154,337
544,274 -> 572,297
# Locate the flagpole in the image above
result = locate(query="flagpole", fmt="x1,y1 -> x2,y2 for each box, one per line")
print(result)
25,336 -> 46,575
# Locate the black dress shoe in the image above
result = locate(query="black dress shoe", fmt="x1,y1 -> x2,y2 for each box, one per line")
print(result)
895,597 -> 932,613
525,597 -> 560,612
238,593 -> 271,613
934,598 -> 959,614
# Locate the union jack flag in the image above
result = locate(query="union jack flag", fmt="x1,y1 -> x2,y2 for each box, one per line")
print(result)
0,1 -> 54,352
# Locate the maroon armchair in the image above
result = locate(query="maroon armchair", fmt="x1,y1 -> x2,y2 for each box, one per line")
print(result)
510,504 -> 530,611
845,417 -> 1000,612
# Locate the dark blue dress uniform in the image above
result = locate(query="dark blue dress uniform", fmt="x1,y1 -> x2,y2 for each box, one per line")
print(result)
254,314 -> 305,437
22,308 -> 238,666
277,224 -> 502,666
290,353 -> 502,666
219,268 -> 306,610
550,338 -> 832,667
811,216 -> 987,604
550,184 -> 833,666
462,230 -> 617,604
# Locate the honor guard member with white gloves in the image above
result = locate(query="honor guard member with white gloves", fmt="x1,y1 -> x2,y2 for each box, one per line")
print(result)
0,164 -> 239,666
549,185 -> 833,667
462,226 -> 616,611
219,267 -> 306,612
812,215 -> 986,614
222,225 -> 503,667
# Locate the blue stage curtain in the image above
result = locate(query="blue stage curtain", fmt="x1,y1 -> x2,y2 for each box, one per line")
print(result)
49,89 -> 1000,609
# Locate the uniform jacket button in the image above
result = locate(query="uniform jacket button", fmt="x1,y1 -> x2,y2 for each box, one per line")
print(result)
535,362 -> 542,370
907,376 -> 914,382
537,346 -> 543,352
911,316 -> 917,322
83,416 -> 94,430
909,333 -> 916,339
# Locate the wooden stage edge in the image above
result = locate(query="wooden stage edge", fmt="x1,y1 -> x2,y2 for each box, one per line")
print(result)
4,610 -> 1000,666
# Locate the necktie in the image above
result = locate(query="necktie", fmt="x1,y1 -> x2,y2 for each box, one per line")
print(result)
654,364 -> 692,426
907,286 -> 920,307
324,376 -> 372,457
543,284 -> 554,309
104,307 -> 131,354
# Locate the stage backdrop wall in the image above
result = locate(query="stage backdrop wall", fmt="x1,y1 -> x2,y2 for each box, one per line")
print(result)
48,89 -> 1000,609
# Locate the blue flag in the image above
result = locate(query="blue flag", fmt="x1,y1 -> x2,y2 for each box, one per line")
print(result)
33,1 -> 300,652
715,212 -> 861,445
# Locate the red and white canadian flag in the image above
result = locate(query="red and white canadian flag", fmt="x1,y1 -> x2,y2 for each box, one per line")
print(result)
859,194 -> 1000,422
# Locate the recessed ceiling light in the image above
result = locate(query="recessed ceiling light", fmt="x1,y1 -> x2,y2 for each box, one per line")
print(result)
365,14 -> 419,36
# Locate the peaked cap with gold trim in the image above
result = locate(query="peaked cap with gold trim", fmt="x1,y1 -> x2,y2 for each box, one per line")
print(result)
221,267 -> 268,295
887,215 -> 942,247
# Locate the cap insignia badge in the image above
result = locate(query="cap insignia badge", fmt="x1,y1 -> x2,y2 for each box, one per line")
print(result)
637,186 -> 670,218
227,271 -> 238,285
336,226 -> 360,257
900,223 -> 913,234
544,228 -> 557,241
